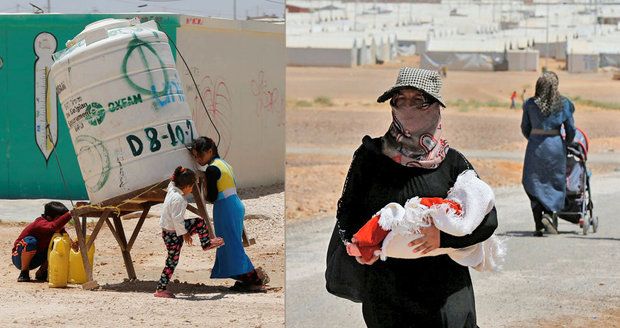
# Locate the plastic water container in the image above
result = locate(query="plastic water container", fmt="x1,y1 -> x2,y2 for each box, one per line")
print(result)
48,234 -> 71,288
68,235 -> 95,284
47,232 -> 61,260
50,18 -> 197,204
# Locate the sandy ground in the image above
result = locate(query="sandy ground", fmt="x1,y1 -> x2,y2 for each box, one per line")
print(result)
287,58 -> 620,105
286,104 -> 620,220
285,62 -> 620,327
0,185 -> 284,327
286,64 -> 620,221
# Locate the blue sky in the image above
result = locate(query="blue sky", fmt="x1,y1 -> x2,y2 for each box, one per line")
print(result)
0,0 -> 285,19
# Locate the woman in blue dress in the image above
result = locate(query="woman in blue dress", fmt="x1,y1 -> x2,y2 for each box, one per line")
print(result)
190,137 -> 269,291
521,72 -> 576,236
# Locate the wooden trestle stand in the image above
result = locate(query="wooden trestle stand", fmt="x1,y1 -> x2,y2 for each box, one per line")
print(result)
71,173 -> 254,290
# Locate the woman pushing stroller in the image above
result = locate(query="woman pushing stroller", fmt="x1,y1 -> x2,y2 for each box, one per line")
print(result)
521,71 -> 576,236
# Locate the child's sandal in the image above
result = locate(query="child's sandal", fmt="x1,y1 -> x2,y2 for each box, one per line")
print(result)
154,289 -> 176,298
203,237 -> 224,251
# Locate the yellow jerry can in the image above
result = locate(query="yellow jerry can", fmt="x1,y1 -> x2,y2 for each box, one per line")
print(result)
68,235 -> 95,284
48,233 -> 71,288
47,232 -> 61,260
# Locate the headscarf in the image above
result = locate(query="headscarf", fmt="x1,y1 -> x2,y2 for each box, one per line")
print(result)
533,71 -> 563,116
381,94 -> 449,169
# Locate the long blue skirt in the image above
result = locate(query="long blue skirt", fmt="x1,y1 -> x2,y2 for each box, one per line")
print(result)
210,195 -> 255,278
522,135 -> 567,212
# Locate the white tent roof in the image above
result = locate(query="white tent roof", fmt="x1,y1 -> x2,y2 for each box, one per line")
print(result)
287,0 -> 620,56
287,34 -> 356,49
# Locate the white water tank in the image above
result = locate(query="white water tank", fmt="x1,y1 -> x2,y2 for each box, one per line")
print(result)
50,18 -> 197,204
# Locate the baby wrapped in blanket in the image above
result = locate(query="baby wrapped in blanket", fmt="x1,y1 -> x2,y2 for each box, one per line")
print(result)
350,170 -> 505,272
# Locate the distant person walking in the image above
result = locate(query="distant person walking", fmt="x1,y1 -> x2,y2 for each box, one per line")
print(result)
521,71 -> 576,236
510,90 -> 517,109
440,66 -> 448,78
520,88 -> 527,104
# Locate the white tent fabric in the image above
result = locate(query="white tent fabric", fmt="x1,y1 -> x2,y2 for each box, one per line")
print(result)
421,52 -> 496,71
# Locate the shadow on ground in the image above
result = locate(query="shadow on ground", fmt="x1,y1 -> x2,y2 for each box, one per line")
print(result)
99,279 -> 281,300
238,183 -> 284,200
100,280 -> 233,300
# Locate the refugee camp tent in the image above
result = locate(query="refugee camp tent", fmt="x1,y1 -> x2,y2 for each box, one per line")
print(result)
421,39 -> 505,71
507,49 -> 540,71
567,42 -> 599,73
287,35 -> 357,67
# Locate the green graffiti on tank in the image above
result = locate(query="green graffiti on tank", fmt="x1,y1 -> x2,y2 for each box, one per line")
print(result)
121,34 -> 170,98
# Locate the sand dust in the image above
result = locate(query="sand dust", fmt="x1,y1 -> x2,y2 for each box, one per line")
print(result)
0,185 -> 284,327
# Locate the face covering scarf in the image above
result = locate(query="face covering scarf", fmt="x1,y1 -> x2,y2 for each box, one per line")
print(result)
381,102 -> 449,169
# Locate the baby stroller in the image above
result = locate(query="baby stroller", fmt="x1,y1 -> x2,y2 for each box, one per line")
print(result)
551,127 -> 598,235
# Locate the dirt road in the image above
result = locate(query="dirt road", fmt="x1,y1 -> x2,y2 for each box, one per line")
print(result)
286,172 -> 620,328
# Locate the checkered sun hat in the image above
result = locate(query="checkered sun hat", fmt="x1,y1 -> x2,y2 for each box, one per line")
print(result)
377,67 -> 446,107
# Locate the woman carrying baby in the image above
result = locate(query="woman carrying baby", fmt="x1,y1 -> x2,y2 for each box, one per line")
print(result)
331,68 -> 498,327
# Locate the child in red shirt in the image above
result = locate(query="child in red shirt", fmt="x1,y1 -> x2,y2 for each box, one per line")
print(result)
12,201 -> 77,282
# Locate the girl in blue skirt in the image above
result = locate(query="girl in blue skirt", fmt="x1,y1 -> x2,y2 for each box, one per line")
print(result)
190,137 -> 269,291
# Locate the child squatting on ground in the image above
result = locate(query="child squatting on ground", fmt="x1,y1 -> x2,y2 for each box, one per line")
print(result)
12,201 -> 78,282
154,166 -> 225,298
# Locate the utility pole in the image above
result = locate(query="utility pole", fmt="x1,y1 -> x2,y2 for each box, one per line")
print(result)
525,9 -> 528,37
233,0 -> 236,20
595,0 -> 599,35
373,0 -> 377,29
545,0 -> 550,69
354,0 -> 358,31
409,0 -> 413,25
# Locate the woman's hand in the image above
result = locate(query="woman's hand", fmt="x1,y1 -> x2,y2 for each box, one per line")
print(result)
183,234 -> 193,246
345,238 -> 362,257
355,255 -> 379,265
408,224 -> 440,254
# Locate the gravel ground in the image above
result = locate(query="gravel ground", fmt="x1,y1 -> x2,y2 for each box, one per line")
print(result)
0,185 -> 284,327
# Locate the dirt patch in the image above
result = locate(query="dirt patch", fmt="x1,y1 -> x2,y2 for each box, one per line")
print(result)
0,189 -> 284,327
286,153 -> 618,222
286,65 -> 620,222
285,154 -> 349,220
287,63 -> 620,105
